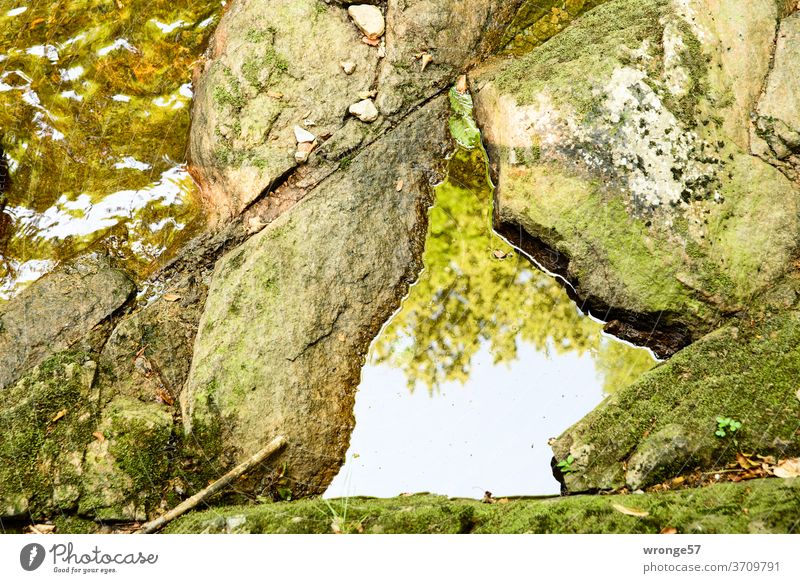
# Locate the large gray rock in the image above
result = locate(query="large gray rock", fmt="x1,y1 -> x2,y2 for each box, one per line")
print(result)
0,255 -> 135,390
182,95 -> 452,498
471,0 -> 799,355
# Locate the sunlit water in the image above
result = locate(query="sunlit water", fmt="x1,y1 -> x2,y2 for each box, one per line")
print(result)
326,147 -> 656,498
0,0 -> 224,299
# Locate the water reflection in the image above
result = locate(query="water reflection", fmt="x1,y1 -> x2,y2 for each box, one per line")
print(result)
327,146 -> 655,498
0,0 -> 223,298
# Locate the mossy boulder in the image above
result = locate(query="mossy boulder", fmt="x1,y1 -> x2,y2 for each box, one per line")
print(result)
0,352 -> 98,518
182,95 -> 452,499
0,352 -> 177,521
164,478 -> 800,533
552,311 -> 800,492
472,0 -> 799,355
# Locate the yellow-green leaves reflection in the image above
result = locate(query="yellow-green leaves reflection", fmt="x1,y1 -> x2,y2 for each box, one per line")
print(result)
372,147 -> 655,393
0,0 -> 223,297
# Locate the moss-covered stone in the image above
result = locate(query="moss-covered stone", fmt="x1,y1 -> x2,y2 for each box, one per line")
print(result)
165,478 -> 800,533
0,352 -> 98,518
79,397 -> 173,521
472,0 -> 796,353
553,311 -> 800,492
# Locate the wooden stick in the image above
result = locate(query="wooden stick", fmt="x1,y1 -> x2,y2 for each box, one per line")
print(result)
137,435 -> 287,534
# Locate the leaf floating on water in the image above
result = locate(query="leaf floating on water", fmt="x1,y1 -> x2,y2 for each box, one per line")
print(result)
163,293 -> 181,302
773,458 -> 800,478
51,409 -> 67,423
612,503 -> 649,517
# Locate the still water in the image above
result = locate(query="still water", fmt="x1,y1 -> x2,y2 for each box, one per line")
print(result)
0,0 -> 223,299
326,147 -> 655,498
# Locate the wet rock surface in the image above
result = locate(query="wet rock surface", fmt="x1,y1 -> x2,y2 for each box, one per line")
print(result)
0,255 -> 135,390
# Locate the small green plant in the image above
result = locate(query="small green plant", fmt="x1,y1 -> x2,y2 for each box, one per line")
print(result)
556,454 -> 576,474
715,416 -> 742,438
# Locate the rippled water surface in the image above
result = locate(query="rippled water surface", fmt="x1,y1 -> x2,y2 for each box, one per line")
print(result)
326,147 -> 656,498
0,0 -> 224,298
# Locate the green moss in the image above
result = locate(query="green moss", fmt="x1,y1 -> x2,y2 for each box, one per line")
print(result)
0,351 -> 97,517
493,0 -> 669,115
165,479 -> 800,533
54,515 -> 99,534
556,311 -> 800,491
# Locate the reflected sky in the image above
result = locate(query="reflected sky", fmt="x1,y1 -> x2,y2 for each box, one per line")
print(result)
326,144 -> 655,499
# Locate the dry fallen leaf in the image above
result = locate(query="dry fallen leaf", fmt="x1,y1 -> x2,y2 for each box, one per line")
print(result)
267,90 -> 283,100
156,388 -> 175,406
773,458 -> 800,479
27,524 -> 56,535
362,36 -> 380,47
395,179 -> 404,192
736,452 -> 758,470
163,293 -> 181,302
92,431 -> 105,442
660,527 -> 678,534
51,409 -> 67,423
612,503 -> 649,517
493,249 -> 508,259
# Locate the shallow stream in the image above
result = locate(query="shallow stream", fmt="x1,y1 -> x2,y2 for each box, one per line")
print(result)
0,0 -> 223,299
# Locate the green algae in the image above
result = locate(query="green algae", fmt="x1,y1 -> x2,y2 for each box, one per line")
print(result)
0,0 -> 223,297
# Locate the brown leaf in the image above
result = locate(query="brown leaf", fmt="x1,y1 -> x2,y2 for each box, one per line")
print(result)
395,179 -> 404,192
27,524 -> 56,535
51,409 -> 67,423
736,452 -> 757,470
92,431 -> 105,442
493,249 -> 508,260
612,503 -> 649,517
773,458 -> 800,479
156,388 -> 175,406
163,293 -> 181,302
660,527 -> 678,534
361,36 -> 380,47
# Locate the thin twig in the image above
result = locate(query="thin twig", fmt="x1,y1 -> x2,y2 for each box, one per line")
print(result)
136,435 -> 287,534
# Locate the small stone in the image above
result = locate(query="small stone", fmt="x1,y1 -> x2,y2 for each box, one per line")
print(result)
294,125 -> 316,144
377,43 -> 386,59
295,141 -> 315,163
421,53 -> 432,71
349,99 -> 379,123
340,61 -> 356,75
348,4 -> 385,40
455,74 -> 468,94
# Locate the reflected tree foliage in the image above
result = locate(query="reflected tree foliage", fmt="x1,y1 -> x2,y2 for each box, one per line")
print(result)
372,147 -> 654,393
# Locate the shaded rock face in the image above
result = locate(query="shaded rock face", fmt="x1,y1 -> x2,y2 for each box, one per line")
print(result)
552,312 -> 800,492
182,96 -> 451,498
0,255 -> 135,390
472,0 -> 800,355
